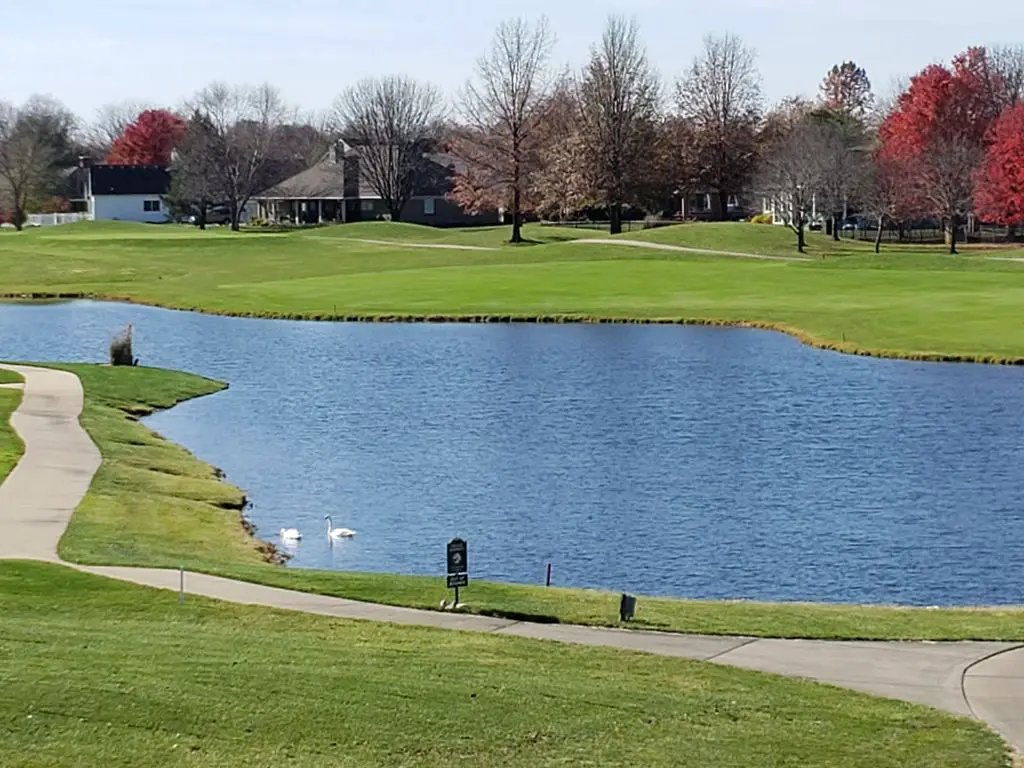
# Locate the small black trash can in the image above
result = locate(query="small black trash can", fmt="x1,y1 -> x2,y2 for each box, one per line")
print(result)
619,593 -> 637,622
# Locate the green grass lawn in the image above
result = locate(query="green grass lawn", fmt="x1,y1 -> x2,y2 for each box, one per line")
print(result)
0,560 -> 1009,768
50,364 -> 1024,641
0,371 -> 23,482
4,221 -> 1024,360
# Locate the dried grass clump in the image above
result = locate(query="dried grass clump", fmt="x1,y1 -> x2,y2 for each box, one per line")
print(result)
109,324 -> 138,367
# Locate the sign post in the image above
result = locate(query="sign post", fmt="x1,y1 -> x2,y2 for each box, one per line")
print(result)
446,538 -> 468,607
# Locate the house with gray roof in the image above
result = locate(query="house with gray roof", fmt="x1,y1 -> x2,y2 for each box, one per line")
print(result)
253,140 -> 498,227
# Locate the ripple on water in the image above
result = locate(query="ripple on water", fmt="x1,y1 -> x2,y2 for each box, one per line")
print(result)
2,299 -> 1024,606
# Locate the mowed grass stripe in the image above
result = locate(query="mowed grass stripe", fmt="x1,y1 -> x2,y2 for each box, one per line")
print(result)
3,221 -> 1024,360
0,561 -> 1009,768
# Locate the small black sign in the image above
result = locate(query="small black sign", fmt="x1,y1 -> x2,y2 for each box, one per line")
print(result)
447,538 -> 468,574
447,572 -> 468,589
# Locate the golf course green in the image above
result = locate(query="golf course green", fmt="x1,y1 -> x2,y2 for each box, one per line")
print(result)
2,220 -> 1024,362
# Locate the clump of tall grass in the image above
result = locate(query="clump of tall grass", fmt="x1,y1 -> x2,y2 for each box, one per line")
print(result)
109,324 -> 137,367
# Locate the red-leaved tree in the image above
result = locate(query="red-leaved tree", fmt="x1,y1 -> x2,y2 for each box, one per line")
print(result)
974,103 -> 1024,232
106,109 -> 186,166
878,48 -> 1004,253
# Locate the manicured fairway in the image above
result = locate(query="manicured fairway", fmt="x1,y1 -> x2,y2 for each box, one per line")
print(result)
47,364 -> 1024,641
3,221 -> 1024,360
0,561 -> 1009,768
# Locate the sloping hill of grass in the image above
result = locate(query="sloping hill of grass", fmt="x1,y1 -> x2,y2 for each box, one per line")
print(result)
0,561 -> 1008,768
52,364 -> 267,570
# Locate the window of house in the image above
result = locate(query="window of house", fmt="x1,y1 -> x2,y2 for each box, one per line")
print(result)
143,200 -> 161,212
423,198 -> 436,216
360,200 -> 375,213
727,195 -> 739,209
693,194 -> 711,212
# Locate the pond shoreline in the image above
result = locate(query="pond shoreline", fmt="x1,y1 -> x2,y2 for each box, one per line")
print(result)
3,292 -> 1022,366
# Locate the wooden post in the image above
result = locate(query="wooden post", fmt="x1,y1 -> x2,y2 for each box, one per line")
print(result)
546,563 -> 552,587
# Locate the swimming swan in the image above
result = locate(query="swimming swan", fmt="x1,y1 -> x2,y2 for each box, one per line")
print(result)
325,516 -> 356,539
279,528 -> 302,541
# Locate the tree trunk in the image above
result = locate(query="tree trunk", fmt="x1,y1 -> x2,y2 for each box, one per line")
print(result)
510,137 -> 522,244
796,220 -> 806,253
947,214 -> 958,255
609,202 -> 622,236
1008,224 -> 1018,242
511,187 -> 522,244
389,202 -> 402,223
230,200 -> 241,232
874,219 -> 883,254
832,214 -> 841,241
717,189 -> 729,222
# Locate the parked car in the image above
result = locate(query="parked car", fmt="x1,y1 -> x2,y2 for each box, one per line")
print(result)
188,208 -> 232,226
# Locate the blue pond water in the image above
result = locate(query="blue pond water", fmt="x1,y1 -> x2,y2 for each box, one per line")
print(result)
2,300 -> 1023,606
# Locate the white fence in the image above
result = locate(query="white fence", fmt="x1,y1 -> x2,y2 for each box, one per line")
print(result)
25,212 -> 90,227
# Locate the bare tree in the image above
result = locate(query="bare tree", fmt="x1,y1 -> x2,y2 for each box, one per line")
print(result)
168,110 -> 222,229
677,33 -> 762,221
532,80 -> 602,221
334,76 -> 444,221
577,15 -> 661,234
990,44 -> 1024,108
860,155 -> 906,254
756,120 -> 828,253
911,134 -> 981,255
84,100 -> 149,159
187,83 -> 289,230
0,96 -> 76,230
454,17 -> 555,242
809,110 -> 872,240
870,75 -> 909,130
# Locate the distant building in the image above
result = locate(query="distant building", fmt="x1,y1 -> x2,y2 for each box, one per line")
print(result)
680,190 -> 755,221
68,161 -> 171,223
253,140 -> 498,227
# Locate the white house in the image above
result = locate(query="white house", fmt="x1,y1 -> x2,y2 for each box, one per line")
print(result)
73,163 -> 171,223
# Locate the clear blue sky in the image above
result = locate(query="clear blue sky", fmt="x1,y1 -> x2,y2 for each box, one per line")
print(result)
6,0 -> 1022,120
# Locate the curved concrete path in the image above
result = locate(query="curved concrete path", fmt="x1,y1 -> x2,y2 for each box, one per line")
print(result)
1,364 -> 1022,752
572,237 -> 812,261
337,237 -> 498,252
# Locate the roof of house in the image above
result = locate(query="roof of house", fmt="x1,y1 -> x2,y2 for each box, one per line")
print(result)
255,144 -> 457,201
89,165 -> 171,196
257,157 -> 349,200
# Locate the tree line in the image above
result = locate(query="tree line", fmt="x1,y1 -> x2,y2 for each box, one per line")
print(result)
1,15 -> 1023,250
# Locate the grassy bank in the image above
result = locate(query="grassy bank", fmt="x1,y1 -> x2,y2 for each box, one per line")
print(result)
52,364 -> 269,570
0,369 -> 23,482
4,221 -> 1024,361
0,561 -> 1009,768
53,364 -> 1024,641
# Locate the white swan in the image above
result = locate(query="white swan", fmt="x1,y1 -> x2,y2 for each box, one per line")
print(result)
325,516 -> 356,539
279,528 -> 302,541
